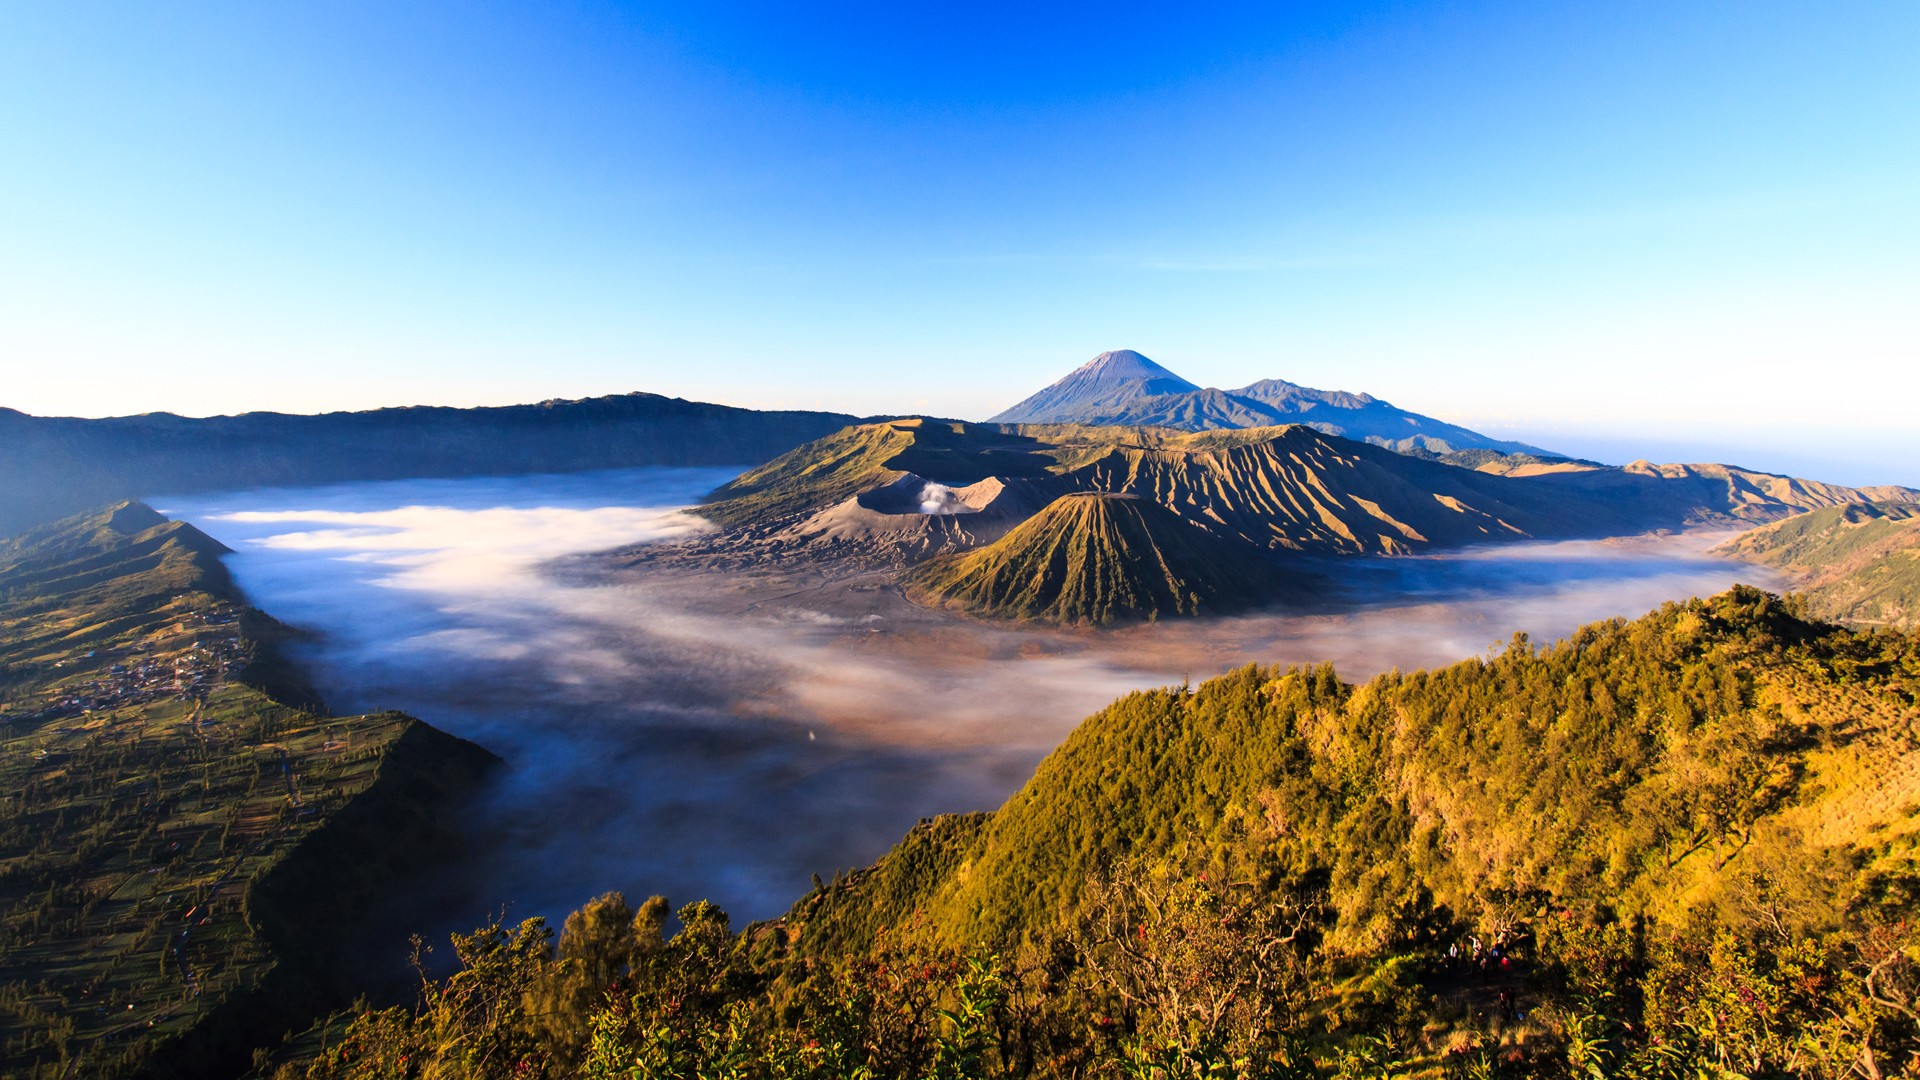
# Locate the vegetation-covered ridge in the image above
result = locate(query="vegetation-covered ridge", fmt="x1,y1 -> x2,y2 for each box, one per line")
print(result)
1720,501 -> 1920,629
792,585 -> 1920,949
0,502 -> 495,1079
902,492 -> 1307,625
273,587 -> 1920,1079
0,393 -> 862,537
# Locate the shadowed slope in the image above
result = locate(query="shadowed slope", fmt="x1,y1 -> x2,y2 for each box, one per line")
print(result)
902,492 -> 1296,624
0,393 -> 860,538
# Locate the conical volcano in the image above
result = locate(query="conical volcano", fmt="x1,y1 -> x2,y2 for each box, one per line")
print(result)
902,492 -> 1295,624
988,350 -> 1200,424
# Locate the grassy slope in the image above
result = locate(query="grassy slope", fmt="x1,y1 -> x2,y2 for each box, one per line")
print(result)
902,493 -> 1302,624
1720,501 -> 1920,628
0,503 -> 493,1079
786,587 -> 1920,956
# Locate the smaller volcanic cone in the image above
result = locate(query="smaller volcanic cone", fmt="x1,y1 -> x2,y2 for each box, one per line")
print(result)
902,492 -> 1300,625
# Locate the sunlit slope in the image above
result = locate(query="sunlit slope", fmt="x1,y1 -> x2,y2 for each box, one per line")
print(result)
1528,460 -> 1920,525
701,418 -> 1919,562
786,588 -> 1920,954
0,503 -> 494,1078
902,492 -> 1298,624
699,419 -> 1058,528
703,418 -> 1555,553
0,502 -> 234,672
1053,424 -> 1570,554
1720,501 -> 1920,627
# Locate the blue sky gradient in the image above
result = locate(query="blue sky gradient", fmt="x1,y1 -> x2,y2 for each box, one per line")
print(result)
2,2 -> 1916,482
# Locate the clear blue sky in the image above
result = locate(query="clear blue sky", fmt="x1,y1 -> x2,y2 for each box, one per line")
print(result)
2,2 -> 1916,482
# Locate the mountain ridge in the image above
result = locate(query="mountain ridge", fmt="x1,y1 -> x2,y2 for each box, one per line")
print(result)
1718,501 -> 1920,628
989,349 -> 1557,456
700,418 -> 1917,560
780,587 -> 1920,955
0,392 -> 864,538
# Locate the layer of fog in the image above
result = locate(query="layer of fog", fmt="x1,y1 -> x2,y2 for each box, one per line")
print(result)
161,469 -> 1786,965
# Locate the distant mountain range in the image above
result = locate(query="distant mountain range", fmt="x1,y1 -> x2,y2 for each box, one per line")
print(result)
989,349 -> 1556,456
694,417 -> 1920,623
0,394 -> 860,537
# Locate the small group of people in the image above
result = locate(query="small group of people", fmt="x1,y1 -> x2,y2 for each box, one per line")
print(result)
1445,929 -> 1515,979
1445,929 -> 1526,1023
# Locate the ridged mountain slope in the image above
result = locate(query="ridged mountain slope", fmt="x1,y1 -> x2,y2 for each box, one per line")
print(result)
701,419 -> 1920,564
1524,461 -> 1920,528
902,492 -> 1296,624
0,501 -> 238,674
1719,501 -> 1920,628
1052,425 -> 1569,554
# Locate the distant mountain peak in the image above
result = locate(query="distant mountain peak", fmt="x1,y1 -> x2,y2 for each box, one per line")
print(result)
988,350 -> 1200,425
1076,349 -> 1185,381
988,350 -> 1552,457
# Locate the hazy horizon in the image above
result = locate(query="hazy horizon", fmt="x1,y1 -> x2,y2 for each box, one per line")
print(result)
15,359 -> 1918,490
4,4 -> 1915,487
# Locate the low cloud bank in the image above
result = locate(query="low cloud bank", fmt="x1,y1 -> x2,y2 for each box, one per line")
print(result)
162,469 -> 1783,974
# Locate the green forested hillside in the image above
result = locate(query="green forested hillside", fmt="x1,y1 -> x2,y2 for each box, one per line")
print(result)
1721,502 -> 1920,628
0,504 -> 493,1080
792,587 -> 1919,952
277,588 -> 1920,1079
